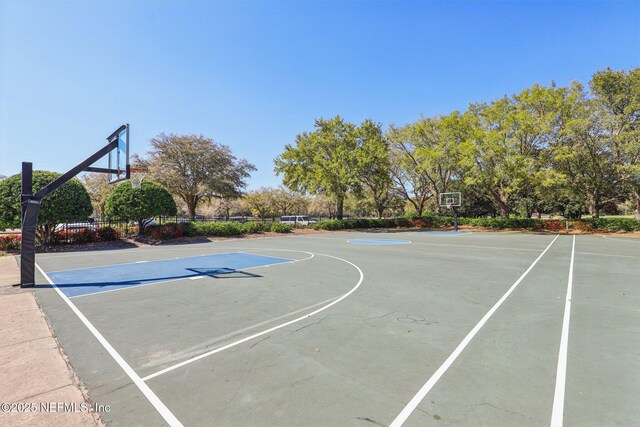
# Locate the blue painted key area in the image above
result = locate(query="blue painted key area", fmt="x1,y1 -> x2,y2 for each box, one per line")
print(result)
48,252 -> 292,298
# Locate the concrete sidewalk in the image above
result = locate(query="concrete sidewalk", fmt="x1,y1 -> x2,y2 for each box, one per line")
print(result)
0,255 -> 101,427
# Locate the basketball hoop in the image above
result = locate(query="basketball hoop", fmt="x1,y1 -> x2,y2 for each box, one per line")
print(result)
129,168 -> 146,189
439,191 -> 462,232
446,198 -> 454,209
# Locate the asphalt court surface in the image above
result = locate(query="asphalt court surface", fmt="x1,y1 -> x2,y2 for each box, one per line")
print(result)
33,231 -> 639,426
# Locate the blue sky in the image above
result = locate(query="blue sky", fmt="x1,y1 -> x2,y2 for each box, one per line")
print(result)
1,0 -> 638,189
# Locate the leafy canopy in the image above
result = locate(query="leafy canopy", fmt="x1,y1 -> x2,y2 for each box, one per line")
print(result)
137,134 -> 255,218
0,171 -> 92,230
104,180 -> 177,230
274,115 -> 361,218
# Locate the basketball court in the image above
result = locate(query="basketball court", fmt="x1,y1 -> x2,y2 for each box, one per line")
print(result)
32,230 -> 639,426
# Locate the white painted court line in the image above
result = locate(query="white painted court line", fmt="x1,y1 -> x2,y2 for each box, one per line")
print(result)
408,231 -> 472,237
602,235 -> 640,242
411,241 -> 543,253
390,234 -> 560,427
35,263 -> 183,427
576,251 -> 640,259
551,235 -> 576,427
140,295 -> 340,371
45,251 -> 236,274
141,252 -> 364,382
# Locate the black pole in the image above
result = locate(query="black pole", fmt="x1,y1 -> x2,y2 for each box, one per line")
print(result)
18,130 -> 124,287
453,206 -> 459,232
20,162 -> 38,288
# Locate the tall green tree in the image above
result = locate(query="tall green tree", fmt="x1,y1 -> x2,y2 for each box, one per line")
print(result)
136,134 -> 255,219
386,124 -> 433,216
105,180 -> 177,232
0,171 -> 92,243
356,119 -> 394,218
464,84 -> 561,217
387,112 -> 470,216
274,116 -> 360,219
549,82 -> 621,217
590,67 -> 640,218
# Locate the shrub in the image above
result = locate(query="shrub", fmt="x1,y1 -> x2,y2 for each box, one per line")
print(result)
190,221 -> 243,237
310,217 -> 413,230
0,234 -> 21,251
460,218 -> 542,229
96,226 -> 120,241
539,220 -> 563,231
270,223 -> 292,233
71,228 -> 99,244
570,221 -> 593,231
587,217 -> 640,232
311,220 -> 345,230
146,223 -> 186,240
240,221 -> 269,234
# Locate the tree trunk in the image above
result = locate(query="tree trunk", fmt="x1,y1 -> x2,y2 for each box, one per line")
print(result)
587,193 -> 599,217
336,196 -> 344,220
634,190 -> 640,220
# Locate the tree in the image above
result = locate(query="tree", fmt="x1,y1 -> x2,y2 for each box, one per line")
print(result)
81,173 -> 113,219
549,82 -> 621,217
274,116 -> 360,219
0,171 -> 92,243
243,188 -> 275,221
209,196 -> 245,220
271,187 -> 308,216
136,134 -> 256,219
590,67 -> 640,218
464,84 -> 561,217
356,119 -> 394,218
386,124 -> 434,216
386,112 -> 469,217
104,180 -> 177,232
308,193 -> 337,218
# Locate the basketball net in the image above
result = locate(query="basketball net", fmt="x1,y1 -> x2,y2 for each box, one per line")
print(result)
129,168 -> 146,189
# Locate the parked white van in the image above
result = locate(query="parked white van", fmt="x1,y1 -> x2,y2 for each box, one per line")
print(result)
280,215 -> 317,226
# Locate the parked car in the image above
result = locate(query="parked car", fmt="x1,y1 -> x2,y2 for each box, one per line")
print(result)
54,223 -> 97,232
280,215 -> 313,226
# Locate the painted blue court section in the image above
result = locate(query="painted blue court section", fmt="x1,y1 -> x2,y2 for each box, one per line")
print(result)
47,253 -> 292,298
347,239 -> 411,245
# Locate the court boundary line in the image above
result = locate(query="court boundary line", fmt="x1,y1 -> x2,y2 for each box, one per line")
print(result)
347,239 -> 412,245
551,235 -> 576,426
602,235 -> 640,242
408,231 -> 472,236
141,251 -> 364,382
45,251 -> 238,273
34,263 -> 183,427
389,234 -> 560,427
139,295 -> 340,371
295,234 -> 546,253
576,251 -> 640,259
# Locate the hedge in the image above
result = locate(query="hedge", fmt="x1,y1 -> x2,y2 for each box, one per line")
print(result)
144,221 -> 291,240
0,234 -> 21,251
585,217 -> 640,231
310,216 -> 640,232
310,218 -> 411,230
